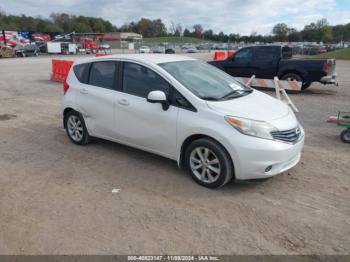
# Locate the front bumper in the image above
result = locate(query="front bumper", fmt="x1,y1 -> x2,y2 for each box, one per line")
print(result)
230,133 -> 305,180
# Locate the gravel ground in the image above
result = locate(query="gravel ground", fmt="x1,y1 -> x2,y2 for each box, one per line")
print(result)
0,53 -> 349,255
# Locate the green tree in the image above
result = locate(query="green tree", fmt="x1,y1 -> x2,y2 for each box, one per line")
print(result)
301,19 -> 333,42
73,22 -> 92,33
193,24 -> 203,38
183,28 -> 191,37
272,23 -> 289,41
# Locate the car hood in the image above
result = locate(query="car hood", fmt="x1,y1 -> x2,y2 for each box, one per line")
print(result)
206,90 -> 290,121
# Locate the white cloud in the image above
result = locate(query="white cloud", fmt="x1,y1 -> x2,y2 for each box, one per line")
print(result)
0,0 -> 349,35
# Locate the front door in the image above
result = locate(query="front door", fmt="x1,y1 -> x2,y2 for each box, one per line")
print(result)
224,47 -> 256,77
115,62 -> 178,158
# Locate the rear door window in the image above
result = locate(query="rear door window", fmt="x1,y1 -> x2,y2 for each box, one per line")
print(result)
73,63 -> 90,84
255,47 -> 279,64
88,61 -> 117,90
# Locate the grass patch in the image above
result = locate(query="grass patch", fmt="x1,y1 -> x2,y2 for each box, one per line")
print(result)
143,36 -> 209,44
311,48 -> 350,60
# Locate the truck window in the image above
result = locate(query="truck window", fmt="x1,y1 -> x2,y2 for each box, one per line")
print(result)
282,46 -> 293,59
255,47 -> 278,64
233,48 -> 253,64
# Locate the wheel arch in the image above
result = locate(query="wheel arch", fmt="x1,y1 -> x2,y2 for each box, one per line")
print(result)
63,107 -> 75,129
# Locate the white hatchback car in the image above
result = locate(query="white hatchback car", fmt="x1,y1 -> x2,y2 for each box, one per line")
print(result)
63,54 -> 305,188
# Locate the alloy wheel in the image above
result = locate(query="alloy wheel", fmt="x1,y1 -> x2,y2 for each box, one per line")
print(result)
67,115 -> 84,142
189,147 -> 221,183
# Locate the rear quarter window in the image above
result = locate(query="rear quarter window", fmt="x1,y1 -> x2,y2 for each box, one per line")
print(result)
73,63 -> 90,84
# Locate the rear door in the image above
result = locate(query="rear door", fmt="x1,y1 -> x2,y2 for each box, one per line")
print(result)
223,47 -> 256,77
76,60 -> 120,139
115,61 -> 178,158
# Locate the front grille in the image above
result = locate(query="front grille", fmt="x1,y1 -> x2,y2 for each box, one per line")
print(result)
271,127 -> 301,143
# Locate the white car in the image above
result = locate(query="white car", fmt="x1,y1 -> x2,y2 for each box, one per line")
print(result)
62,54 -> 304,188
139,46 -> 151,53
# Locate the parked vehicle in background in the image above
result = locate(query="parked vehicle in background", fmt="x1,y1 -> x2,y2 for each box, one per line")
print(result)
79,38 -> 99,54
186,46 -> 197,53
62,54 -> 304,188
99,43 -> 111,52
152,46 -> 165,53
165,48 -> 175,54
209,45 -> 337,90
139,46 -> 151,53
15,44 -> 39,57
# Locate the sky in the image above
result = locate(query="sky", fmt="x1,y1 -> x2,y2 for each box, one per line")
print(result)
0,0 -> 350,35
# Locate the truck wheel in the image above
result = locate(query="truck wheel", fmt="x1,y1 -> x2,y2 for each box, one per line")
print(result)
281,73 -> 303,83
281,73 -> 311,90
340,129 -> 350,143
301,82 -> 311,90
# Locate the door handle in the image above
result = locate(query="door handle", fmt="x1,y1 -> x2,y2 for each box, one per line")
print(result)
118,99 -> 129,106
80,88 -> 88,95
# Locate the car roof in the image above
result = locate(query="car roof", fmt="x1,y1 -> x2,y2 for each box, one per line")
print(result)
76,54 -> 197,66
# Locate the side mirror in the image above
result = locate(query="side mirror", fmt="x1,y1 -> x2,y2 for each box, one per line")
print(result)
147,90 -> 169,110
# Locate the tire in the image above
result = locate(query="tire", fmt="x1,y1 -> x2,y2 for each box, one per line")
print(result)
301,82 -> 311,90
281,73 -> 309,90
340,129 -> 350,143
185,138 -> 234,188
65,110 -> 91,145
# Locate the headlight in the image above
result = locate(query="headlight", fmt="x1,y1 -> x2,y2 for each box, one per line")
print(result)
224,116 -> 278,140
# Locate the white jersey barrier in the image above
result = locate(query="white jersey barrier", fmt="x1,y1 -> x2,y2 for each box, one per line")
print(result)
235,77 -> 302,92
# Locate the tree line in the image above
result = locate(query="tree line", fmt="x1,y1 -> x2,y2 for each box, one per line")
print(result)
1,9 -> 350,43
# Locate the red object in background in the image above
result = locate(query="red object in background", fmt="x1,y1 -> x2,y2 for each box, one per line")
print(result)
32,33 -> 51,41
6,40 -> 17,47
102,34 -> 121,41
20,39 -> 30,45
95,52 -> 110,57
51,59 -> 74,83
80,37 -> 99,50
227,50 -> 235,58
213,51 -> 226,60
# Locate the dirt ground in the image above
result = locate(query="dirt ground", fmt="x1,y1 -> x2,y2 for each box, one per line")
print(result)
0,53 -> 349,255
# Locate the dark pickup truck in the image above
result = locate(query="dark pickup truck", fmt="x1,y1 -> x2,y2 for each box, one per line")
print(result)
209,45 -> 337,90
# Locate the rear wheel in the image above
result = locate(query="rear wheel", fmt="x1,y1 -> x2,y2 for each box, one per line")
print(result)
301,82 -> 311,90
281,73 -> 310,90
65,110 -> 91,145
185,138 -> 234,188
340,129 -> 350,143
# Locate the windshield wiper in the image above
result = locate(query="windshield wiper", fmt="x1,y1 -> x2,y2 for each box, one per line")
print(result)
201,96 -> 219,101
219,89 -> 253,101
218,90 -> 241,100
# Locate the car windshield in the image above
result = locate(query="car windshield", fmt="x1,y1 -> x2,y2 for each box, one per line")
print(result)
159,60 -> 252,101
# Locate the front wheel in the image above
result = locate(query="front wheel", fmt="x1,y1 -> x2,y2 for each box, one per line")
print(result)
185,138 -> 234,188
65,110 -> 91,145
340,129 -> 350,143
